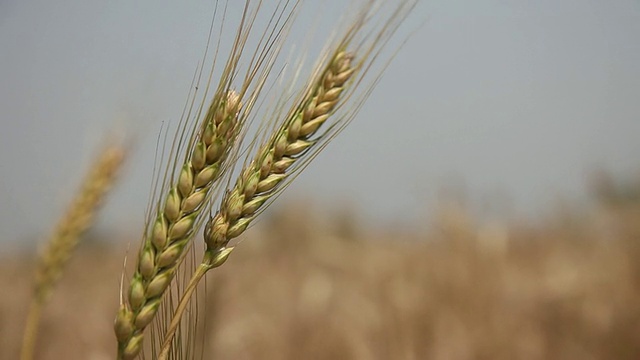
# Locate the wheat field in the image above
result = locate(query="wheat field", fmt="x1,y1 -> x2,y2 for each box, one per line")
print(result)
2,185 -> 640,359
2,0 -> 639,359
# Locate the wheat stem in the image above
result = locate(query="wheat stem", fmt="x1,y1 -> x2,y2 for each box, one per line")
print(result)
156,247 -> 232,360
20,300 -> 42,360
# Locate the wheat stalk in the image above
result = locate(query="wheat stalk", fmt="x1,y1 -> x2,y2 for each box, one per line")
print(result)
21,144 -> 126,360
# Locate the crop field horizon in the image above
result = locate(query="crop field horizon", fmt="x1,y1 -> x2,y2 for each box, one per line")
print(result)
2,177 -> 639,359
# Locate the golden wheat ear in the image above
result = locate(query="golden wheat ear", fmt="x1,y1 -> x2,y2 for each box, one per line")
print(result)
156,1 -> 417,357
114,1 -> 302,358
20,143 -> 126,360
205,0 -> 418,256
204,50 -> 355,254
114,90 -> 244,360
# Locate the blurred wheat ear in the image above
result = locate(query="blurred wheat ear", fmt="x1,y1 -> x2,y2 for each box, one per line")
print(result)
20,144 -> 126,360
157,1 -> 417,357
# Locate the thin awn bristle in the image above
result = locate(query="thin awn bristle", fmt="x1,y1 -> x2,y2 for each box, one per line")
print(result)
21,144 -> 126,360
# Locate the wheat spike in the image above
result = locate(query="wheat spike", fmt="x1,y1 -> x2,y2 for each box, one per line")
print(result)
115,1 -> 304,357
114,90 -> 242,360
21,144 -> 126,360
206,50 -> 354,255
202,0 -> 417,256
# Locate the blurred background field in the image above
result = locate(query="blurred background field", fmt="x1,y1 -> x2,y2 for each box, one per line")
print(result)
2,1 -> 640,359
2,174 -> 639,359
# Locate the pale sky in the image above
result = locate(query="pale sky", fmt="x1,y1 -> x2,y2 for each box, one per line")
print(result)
1,0 -> 639,246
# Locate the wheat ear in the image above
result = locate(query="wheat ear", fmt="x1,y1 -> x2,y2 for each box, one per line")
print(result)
21,145 -> 126,360
157,49 -> 355,359
200,0 -> 420,256
116,0 -> 304,355
114,91 -> 242,360
208,50 -> 354,254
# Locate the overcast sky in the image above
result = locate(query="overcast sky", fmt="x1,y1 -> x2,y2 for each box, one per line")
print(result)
1,0 -> 639,246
